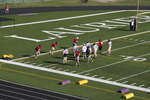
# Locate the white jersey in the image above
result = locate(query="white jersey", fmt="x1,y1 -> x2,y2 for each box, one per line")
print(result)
108,41 -> 112,48
93,44 -> 98,51
82,45 -> 87,53
63,49 -> 69,55
73,45 -> 77,51
86,42 -> 91,48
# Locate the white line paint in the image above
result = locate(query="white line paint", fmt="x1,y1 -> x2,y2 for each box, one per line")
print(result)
0,10 -> 127,29
0,59 -> 150,93
12,30 -> 150,62
78,53 -> 150,74
106,78 -> 112,81
45,65 -> 56,68
32,63 -> 37,65
84,73 -> 90,76
56,68 -> 63,71
99,76 -> 105,79
139,11 -> 150,15
122,81 -> 128,84
24,62 -> 31,64
17,13 -> 39,16
139,85 -> 144,87
18,60 -> 24,63
37,64 -> 43,67
48,64 -> 58,67
91,75 -> 98,78
141,40 -> 145,42
50,66 -> 56,69
70,71 -> 76,73
130,83 -> 136,86
115,69 -> 150,82
129,38 -> 133,40
63,69 -> 70,72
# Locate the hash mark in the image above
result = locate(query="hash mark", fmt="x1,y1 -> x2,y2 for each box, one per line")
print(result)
106,78 -> 112,81
130,83 -> 136,86
91,75 -> 98,78
99,76 -> 105,79
84,73 -> 90,76
122,81 -> 128,84
139,84 -> 144,87
64,69 -> 69,72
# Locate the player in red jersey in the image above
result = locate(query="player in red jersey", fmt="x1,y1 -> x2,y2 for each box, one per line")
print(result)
97,40 -> 103,54
4,3 -> 10,14
75,49 -> 80,66
35,45 -> 43,59
49,42 -> 58,55
72,37 -> 79,46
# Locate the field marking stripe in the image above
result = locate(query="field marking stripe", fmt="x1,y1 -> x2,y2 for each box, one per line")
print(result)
0,59 -> 150,93
12,30 -> 150,61
115,70 -> 150,82
78,42 -> 150,74
0,10 -> 126,29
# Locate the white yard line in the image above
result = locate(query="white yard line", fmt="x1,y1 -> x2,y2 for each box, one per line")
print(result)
115,70 -> 150,82
139,85 -> 144,87
78,41 -> 150,74
139,11 -> 150,15
0,10 -> 126,29
130,83 -> 136,86
12,30 -> 150,61
122,81 -> 128,84
99,76 -> 105,79
0,59 -> 150,93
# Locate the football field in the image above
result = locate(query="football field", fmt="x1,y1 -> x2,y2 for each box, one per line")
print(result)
0,10 -> 150,100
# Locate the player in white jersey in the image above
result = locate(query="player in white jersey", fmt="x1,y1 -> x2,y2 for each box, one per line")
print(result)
93,43 -> 98,58
63,48 -> 69,64
107,40 -> 112,55
73,44 -> 78,57
82,44 -> 87,59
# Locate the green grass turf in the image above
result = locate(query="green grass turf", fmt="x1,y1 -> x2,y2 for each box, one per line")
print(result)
0,10 -> 150,100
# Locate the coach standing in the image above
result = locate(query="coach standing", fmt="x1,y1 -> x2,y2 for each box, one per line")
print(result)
130,18 -> 137,31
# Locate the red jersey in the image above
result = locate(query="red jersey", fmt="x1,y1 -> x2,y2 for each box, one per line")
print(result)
98,40 -> 103,47
51,42 -> 58,48
35,45 -> 42,51
75,50 -> 80,57
72,39 -> 79,44
5,4 -> 9,9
